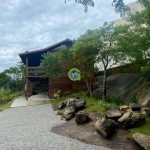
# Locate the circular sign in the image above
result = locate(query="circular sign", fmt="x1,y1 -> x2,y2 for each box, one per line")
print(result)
68,68 -> 81,81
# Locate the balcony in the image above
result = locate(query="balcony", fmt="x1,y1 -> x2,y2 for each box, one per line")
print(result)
27,67 -> 45,77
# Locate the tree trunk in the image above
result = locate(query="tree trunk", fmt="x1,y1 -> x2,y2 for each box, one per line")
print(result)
102,68 -> 106,102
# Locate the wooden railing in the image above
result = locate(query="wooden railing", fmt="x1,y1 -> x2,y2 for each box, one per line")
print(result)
27,67 -> 45,77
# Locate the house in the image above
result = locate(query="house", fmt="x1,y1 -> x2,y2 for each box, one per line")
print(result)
19,38 -> 90,99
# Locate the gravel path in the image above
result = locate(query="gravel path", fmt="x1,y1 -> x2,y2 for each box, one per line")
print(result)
0,104 -> 111,150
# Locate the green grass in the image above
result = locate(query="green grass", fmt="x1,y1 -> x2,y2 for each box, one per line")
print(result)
128,116 -> 150,139
51,92 -> 117,115
51,96 -> 67,107
0,99 -> 15,111
0,92 -> 23,111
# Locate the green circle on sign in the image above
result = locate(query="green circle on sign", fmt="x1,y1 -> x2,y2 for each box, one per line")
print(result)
68,68 -> 81,81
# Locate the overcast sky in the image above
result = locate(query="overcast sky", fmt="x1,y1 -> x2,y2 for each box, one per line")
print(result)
0,0 -> 136,72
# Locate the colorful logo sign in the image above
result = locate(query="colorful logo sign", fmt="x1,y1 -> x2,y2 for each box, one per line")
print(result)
68,68 -> 81,81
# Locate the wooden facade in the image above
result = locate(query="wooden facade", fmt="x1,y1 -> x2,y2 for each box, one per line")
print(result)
19,38 -> 95,99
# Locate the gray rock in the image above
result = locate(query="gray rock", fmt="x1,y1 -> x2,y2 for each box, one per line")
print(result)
95,117 -> 117,138
141,99 -> 150,108
75,99 -> 86,110
58,102 -> 66,110
105,107 -> 123,119
67,98 -> 78,108
129,103 -> 141,111
118,112 -> 133,123
63,107 -> 75,120
140,107 -> 150,116
75,111 -> 89,124
133,133 -> 150,150
131,112 -> 144,122
67,98 -> 86,110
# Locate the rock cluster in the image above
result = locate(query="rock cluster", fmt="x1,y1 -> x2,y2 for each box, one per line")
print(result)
95,100 -> 150,139
61,98 -> 88,122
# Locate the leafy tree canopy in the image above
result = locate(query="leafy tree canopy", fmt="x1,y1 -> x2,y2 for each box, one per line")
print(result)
65,0 -> 129,17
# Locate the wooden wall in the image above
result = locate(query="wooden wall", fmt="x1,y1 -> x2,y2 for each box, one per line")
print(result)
48,76 -> 95,98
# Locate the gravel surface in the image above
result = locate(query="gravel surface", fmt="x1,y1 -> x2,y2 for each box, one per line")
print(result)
0,104 -> 111,150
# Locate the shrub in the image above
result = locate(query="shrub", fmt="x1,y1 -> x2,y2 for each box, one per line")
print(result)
112,96 -> 121,106
130,94 -> 138,103
141,61 -> 150,78
0,89 -> 11,102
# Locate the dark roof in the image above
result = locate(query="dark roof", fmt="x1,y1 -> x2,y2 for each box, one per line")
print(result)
19,38 -> 73,66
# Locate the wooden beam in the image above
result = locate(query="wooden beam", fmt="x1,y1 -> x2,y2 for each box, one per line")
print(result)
25,57 -> 28,100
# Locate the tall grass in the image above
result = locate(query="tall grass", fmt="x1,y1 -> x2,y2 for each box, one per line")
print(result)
0,89 -> 11,103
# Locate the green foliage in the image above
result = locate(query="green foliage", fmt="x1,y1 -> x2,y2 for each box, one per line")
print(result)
99,100 -> 111,110
130,94 -> 138,103
1,62 -> 26,92
53,90 -> 62,99
93,92 -> 99,100
85,91 -> 90,98
106,95 -> 112,103
113,96 -> 121,106
0,89 -> 11,102
113,0 -> 150,67
65,0 -> 129,17
141,61 -> 150,78
0,72 -> 11,87
40,46 -> 73,78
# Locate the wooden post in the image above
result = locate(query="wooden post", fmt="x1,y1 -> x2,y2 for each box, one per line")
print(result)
25,57 -> 28,100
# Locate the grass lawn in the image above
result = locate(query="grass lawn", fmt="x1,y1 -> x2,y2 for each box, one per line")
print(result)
0,92 -> 23,111
0,99 -> 15,111
51,92 -> 116,115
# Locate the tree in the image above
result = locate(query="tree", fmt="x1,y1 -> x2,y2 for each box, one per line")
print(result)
113,0 -> 150,67
0,72 -> 11,88
40,46 -> 73,79
4,62 -> 25,92
71,29 -> 100,97
65,0 -> 129,17
71,22 -> 117,100
95,22 -> 117,101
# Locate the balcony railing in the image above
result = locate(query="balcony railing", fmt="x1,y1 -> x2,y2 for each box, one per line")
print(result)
28,67 -> 45,77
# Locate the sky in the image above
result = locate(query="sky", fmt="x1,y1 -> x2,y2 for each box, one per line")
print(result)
0,0 -> 136,72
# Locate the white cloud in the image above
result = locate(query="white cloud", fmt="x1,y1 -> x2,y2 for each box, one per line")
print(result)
0,0 -> 136,72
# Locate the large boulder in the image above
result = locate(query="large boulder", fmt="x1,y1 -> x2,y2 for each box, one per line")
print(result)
129,103 -> 141,111
75,99 -> 86,110
133,133 -> 150,150
67,98 -> 78,107
95,117 -> 117,138
118,112 -> 133,123
141,99 -> 150,108
75,111 -> 89,124
67,98 -> 86,110
105,107 -> 123,119
63,107 -> 75,120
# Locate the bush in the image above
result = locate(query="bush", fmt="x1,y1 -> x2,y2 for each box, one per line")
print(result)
112,96 -> 121,106
0,89 -> 11,102
130,94 -> 138,103
93,92 -> 99,100
141,61 -> 150,78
